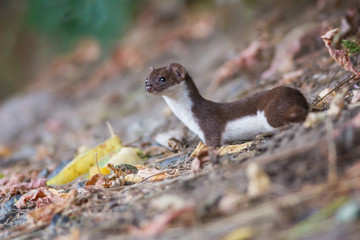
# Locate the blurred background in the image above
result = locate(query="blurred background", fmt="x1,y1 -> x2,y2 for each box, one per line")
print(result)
0,0 -> 315,100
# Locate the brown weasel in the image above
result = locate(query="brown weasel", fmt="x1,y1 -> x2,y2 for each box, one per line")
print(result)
145,63 -> 309,147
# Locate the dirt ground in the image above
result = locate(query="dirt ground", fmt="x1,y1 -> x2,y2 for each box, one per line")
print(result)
1,1 -> 360,239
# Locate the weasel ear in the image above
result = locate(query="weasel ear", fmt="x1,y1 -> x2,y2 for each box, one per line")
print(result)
149,66 -> 154,72
168,63 -> 186,80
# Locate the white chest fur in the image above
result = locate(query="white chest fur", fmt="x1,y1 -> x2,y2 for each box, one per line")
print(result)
162,82 -> 205,142
221,111 -> 275,144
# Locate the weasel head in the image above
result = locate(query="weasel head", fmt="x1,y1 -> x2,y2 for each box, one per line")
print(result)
145,63 -> 187,97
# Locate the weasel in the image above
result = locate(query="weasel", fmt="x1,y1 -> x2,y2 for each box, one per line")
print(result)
145,63 -> 309,147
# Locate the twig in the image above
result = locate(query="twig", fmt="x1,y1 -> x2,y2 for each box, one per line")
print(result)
325,119 -> 337,182
154,152 -> 181,163
138,170 -> 177,183
311,75 -> 356,110
95,152 -> 103,176
327,67 -> 341,88
106,121 -> 116,137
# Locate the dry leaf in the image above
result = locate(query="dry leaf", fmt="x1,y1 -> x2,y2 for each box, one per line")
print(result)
85,174 -> 107,187
218,142 -> 253,155
321,28 -> 360,77
28,190 -> 76,223
247,163 -> 271,197
16,187 -> 66,209
190,141 -> 251,160
190,142 -> 207,158
191,149 -> 212,173
0,175 -> 47,198
191,157 -> 201,174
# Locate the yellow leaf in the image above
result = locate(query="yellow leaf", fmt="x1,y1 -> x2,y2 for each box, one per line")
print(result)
190,142 -> 207,158
218,142 -> 253,155
47,135 -> 122,186
223,227 -> 254,240
107,147 -> 144,166
89,165 -> 111,177
190,141 -> 252,158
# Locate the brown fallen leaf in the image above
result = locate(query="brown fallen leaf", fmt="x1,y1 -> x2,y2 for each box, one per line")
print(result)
85,174 -> 108,187
28,190 -> 76,223
0,175 -> 47,198
191,157 -> 201,174
321,28 -> 360,77
128,206 -> 195,237
16,187 -> 66,209
191,149 -> 212,173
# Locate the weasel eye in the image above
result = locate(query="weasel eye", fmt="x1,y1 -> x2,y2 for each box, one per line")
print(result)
145,79 -> 149,83
159,77 -> 166,82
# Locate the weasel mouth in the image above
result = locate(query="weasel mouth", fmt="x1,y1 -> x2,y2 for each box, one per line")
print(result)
145,87 -> 157,93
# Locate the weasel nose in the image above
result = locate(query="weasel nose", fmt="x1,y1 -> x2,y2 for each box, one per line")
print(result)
145,82 -> 153,92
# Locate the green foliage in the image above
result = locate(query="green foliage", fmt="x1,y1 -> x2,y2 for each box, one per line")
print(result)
26,0 -> 138,52
342,39 -> 360,55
